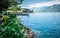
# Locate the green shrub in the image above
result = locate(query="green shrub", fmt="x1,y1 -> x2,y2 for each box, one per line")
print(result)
0,0 -> 27,38
0,12 -> 27,38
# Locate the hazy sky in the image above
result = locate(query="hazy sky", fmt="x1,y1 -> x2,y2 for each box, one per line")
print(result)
21,0 -> 60,8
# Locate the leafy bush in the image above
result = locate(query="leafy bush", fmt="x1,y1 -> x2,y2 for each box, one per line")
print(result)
0,12 -> 27,38
0,0 -> 28,38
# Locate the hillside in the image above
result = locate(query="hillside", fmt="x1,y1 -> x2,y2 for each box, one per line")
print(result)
38,4 -> 60,12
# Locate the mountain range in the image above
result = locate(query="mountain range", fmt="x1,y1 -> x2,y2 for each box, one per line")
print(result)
35,4 -> 60,12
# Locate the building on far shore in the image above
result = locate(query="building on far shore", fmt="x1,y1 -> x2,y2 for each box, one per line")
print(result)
21,8 -> 33,13
6,8 -> 33,13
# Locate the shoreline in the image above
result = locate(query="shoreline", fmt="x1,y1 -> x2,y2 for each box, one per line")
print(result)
25,28 -> 37,38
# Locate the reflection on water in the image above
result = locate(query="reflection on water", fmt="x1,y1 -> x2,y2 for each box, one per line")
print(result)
18,12 -> 60,38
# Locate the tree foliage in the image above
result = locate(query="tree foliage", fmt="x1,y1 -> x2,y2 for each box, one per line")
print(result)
0,0 -> 28,38
0,0 -> 24,10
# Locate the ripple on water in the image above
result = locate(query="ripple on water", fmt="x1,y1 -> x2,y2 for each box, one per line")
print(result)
20,13 -> 60,38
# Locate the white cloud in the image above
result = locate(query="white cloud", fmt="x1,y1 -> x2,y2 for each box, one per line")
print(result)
22,0 -> 60,8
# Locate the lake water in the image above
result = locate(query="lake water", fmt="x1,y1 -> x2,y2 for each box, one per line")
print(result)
18,12 -> 60,38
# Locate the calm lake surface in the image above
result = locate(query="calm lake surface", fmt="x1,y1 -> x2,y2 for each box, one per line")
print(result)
18,12 -> 60,38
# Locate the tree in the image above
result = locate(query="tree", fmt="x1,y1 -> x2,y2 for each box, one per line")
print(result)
0,0 -> 28,38
0,0 -> 24,23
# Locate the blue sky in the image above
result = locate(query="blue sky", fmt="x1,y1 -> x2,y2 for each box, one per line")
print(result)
21,0 -> 60,8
